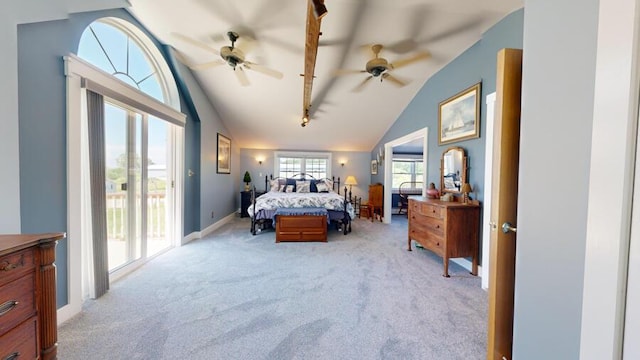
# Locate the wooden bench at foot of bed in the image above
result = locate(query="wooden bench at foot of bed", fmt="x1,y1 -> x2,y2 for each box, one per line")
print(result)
275,208 -> 328,242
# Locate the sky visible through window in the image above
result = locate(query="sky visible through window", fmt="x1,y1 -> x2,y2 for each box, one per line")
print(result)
78,20 -> 168,168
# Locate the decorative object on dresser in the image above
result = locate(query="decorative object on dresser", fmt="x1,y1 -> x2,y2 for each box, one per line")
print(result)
460,183 -> 473,204
407,197 -> 480,277
426,182 -> 440,199
0,233 -> 64,360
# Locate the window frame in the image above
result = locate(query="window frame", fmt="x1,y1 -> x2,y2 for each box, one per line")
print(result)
392,156 -> 423,190
273,151 -> 332,179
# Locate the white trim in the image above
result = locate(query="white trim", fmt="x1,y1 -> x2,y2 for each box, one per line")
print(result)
482,92 -> 496,289
64,54 -> 185,127
451,258 -> 482,276
181,213 -> 237,245
382,128 -> 429,224
580,0 -> 640,358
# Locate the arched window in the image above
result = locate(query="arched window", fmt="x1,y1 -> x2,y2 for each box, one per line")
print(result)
78,17 -> 179,108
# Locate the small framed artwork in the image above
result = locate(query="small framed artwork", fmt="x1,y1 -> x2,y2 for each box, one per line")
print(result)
371,159 -> 378,175
438,82 -> 481,145
217,133 -> 231,174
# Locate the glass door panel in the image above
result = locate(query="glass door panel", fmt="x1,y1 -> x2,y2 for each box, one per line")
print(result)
146,116 -> 171,256
105,103 -> 142,271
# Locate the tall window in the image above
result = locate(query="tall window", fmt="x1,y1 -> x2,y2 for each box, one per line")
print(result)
392,159 -> 423,189
275,151 -> 332,179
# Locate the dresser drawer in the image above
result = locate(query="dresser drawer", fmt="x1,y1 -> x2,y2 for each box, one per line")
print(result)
0,317 -> 38,360
0,249 -> 35,286
419,203 -> 442,218
0,271 -> 37,336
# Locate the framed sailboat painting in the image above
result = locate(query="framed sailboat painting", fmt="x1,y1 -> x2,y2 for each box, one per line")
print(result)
438,82 -> 481,145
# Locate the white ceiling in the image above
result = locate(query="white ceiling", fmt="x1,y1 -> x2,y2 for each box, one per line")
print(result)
128,0 -> 521,152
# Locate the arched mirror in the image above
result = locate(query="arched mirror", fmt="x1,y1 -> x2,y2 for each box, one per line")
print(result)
440,146 -> 467,194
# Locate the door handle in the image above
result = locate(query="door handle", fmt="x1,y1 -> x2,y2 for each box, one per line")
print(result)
502,222 -> 517,233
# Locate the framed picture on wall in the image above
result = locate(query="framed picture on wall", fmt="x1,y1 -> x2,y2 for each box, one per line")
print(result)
371,159 -> 378,175
438,82 -> 481,145
217,133 -> 231,174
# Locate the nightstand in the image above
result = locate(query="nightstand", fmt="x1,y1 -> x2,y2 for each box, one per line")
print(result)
240,191 -> 264,218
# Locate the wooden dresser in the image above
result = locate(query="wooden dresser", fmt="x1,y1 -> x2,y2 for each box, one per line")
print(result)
0,233 -> 63,360
407,197 -> 480,277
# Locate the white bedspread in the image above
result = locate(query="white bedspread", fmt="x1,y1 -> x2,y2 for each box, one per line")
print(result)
247,191 -> 355,219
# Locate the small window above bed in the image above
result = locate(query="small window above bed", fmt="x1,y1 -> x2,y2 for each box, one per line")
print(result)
274,151 -> 332,179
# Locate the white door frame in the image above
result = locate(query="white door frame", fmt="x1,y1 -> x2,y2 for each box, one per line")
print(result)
382,128 -> 429,224
580,0 -> 640,358
482,92 -> 496,289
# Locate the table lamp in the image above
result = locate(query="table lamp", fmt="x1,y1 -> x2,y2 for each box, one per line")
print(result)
344,175 -> 357,201
461,183 -> 472,204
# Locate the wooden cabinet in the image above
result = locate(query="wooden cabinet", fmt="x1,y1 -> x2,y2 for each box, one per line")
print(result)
0,233 -> 63,360
362,183 -> 383,222
407,197 -> 480,277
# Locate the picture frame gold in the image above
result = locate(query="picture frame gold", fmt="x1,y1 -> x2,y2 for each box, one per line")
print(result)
217,133 -> 231,174
438,82 -> 481,145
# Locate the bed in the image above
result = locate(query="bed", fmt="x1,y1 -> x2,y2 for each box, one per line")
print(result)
248,174 -> 355,236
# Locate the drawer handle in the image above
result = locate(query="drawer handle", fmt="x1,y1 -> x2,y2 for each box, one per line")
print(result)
3,352 -> 20,360
0,300 -> 19,316
1,255 -> 24,271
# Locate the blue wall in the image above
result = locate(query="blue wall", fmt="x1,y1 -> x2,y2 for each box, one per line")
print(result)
17,8 -> 204,307
373,9 -> 524,201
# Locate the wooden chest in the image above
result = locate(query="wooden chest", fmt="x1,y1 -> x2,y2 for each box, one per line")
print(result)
276,214 -> 328,242
407,197 -> 480,277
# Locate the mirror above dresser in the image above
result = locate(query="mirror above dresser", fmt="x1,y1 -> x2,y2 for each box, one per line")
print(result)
440,146 -> 467,194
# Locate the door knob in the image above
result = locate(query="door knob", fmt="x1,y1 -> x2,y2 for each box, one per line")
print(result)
502,222 -> 517,233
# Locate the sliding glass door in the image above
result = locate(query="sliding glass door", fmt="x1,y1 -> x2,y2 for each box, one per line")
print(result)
104,102 -> 173,272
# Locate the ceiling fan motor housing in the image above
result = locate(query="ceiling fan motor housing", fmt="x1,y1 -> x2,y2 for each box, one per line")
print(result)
366,58 -> 389,77
220,46 -> 245,69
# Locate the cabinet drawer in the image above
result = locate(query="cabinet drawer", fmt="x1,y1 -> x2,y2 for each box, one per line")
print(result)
0,249 -> 35,286
409,228 -> 444,256
0,317 -> 38,360
0,272 -> 36,336
411,215 -> 444,237
419,203 -> 442,218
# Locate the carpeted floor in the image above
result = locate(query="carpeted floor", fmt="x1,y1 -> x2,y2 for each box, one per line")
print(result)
58,216 -> 487,360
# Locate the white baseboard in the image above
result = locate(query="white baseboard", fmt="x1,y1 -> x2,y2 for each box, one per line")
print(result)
57,302 -> 82,326
181,212 -> 237,245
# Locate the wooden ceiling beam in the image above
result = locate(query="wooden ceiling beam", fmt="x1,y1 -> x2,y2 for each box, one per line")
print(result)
302,0 -> 325,122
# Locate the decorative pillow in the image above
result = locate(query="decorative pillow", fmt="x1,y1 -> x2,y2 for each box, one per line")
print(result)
309,179 -> 318,193
323,178 -> 334,191
270,179 -> 280,192
285,184 -> 295,193
316,182 -> 329,193
296,180 -> 310,193
278,184 -> 287,192
285,178 -> 297,192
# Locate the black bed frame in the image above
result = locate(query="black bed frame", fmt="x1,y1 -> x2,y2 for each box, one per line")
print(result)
250,173 -> 352,236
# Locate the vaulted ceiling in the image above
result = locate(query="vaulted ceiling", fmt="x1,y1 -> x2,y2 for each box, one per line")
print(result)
128,0 -> 522,151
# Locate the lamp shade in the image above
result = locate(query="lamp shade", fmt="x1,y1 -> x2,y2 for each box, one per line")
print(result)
460,183 -> 472,193
344,176 -> 358,186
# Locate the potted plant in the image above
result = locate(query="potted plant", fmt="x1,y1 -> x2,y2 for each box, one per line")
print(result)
243,171 -> 252,191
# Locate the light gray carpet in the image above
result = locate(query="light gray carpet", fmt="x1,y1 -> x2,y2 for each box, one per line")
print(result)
58,216 -> 487,360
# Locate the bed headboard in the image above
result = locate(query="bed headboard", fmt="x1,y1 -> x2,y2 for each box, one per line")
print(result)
264,173 -> 341,194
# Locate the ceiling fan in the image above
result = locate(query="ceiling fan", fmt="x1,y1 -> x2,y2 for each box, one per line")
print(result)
334,44 -> 430,92
172,31 -> 283,86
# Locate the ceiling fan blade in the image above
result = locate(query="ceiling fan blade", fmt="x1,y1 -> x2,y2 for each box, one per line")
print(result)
352,75 -> 373,92
390,51 -> 431,69
171,32 -> 219,55
333,68 -> 366,76
382,73 -> 408,87
235,67 -> 250,86
243,61 -> 283,79
189,60 -> 226,71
